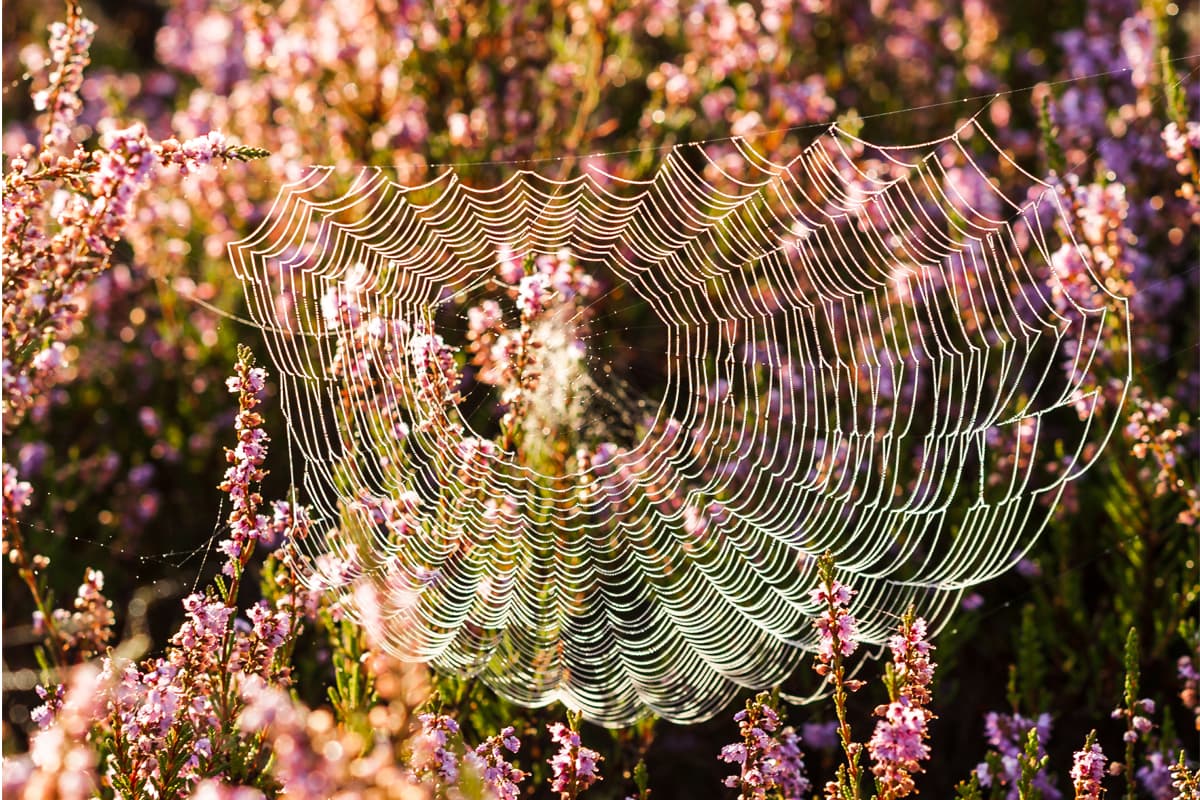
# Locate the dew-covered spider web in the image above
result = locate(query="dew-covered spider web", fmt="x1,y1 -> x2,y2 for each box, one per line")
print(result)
230,121 -> 1130,726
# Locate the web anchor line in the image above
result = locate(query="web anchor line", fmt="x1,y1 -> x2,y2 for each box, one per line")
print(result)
229,122 -> 1130,726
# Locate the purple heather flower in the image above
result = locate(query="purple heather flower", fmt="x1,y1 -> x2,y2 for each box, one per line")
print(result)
721,694 -> 809,800
1137,751 -> 1178,800
409,321 -> 462,420
1070,740 -> 1106,799
977,711 -> 1061,800
410,712 -> 462,784
29,684 -> 65,730
516,272 -> 552,318
1163,122 -> 1200,164
472,726 -> 526,800
961,592 -> 985,611
801,721 -> 839,751
548,720 -> 603,796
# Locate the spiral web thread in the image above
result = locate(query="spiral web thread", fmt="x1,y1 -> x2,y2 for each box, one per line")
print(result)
229,122 -> 1130,726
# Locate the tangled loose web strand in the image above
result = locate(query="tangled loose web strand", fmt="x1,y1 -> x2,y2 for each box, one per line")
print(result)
230,121 -> 1130,726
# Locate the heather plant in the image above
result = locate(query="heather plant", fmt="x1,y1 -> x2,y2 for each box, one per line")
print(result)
2,1 -> 264,431
3,0 -> 1200,798
719,693 -> 810,800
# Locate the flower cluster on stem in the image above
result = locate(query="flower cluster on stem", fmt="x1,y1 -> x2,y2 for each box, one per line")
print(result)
812,552 -> 865,800
867,607 -> 936,798
470,726 -> 527,800
1169,753 -> 1200,800
1070,731 -> 1107,800
548,712 -> 603,799
719,692 -> 810,800
975,711 -> 1059,800
409,711 -> 463,786
217,345 -> 270,585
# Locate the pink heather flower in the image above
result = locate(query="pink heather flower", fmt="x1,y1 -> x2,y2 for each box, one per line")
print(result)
468,299 -> 504,336
868,612 -> 936,796
15,663 -> 105,799
809,580 -> 853,607
158,131 -> 231,175
409,321 -> 463,418
320,285 -> 362,330
516,272 -> 552,318
466,299 -> 509,385
235,679 -> 344,800
225,366 -> 266,395
2,462 -> 34,516
720,694 -> 809,800
889,615 -> 935,705
47,567 -> 115,659
1114,697 -> 1156,741
1162,122 -> 1200,162
29,684 -> 65,730
548,720 -> 603,797
217,352 -> 270,576
1118,14 -> 1155,90
34,10 -> 97,150
472,726 -> 526,800
867,700 -> 929,790
1070,740 -> 1106,799
233,601 -> 291,675
411,712 -> 462,784
814,609 -> 858,661
497,247 -> 525,285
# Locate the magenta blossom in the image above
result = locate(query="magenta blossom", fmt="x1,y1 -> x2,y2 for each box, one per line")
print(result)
548,719 -> 603,797
1070,736 -> 1106,800
720,693 -> 810,800
470,726 -> 526,800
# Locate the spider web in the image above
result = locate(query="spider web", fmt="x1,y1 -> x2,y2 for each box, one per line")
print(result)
229,121 -> 1130,726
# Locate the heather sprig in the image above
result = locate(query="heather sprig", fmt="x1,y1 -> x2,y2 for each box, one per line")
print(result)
548,710 -> 604,799
1113,629 -> 1152,800
975,711 -> 1059,800
470,726 -> 527,800
812,551 -> 865,800
1,461 -> 70,670
1070,731 -> 1107,800
1016,727 -> 1052,800
217,344 -> 271,590
1169,752 -> 1200,800
719,692 -> 810,800
868,606 -> 936,799
410,711 -> 465,786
